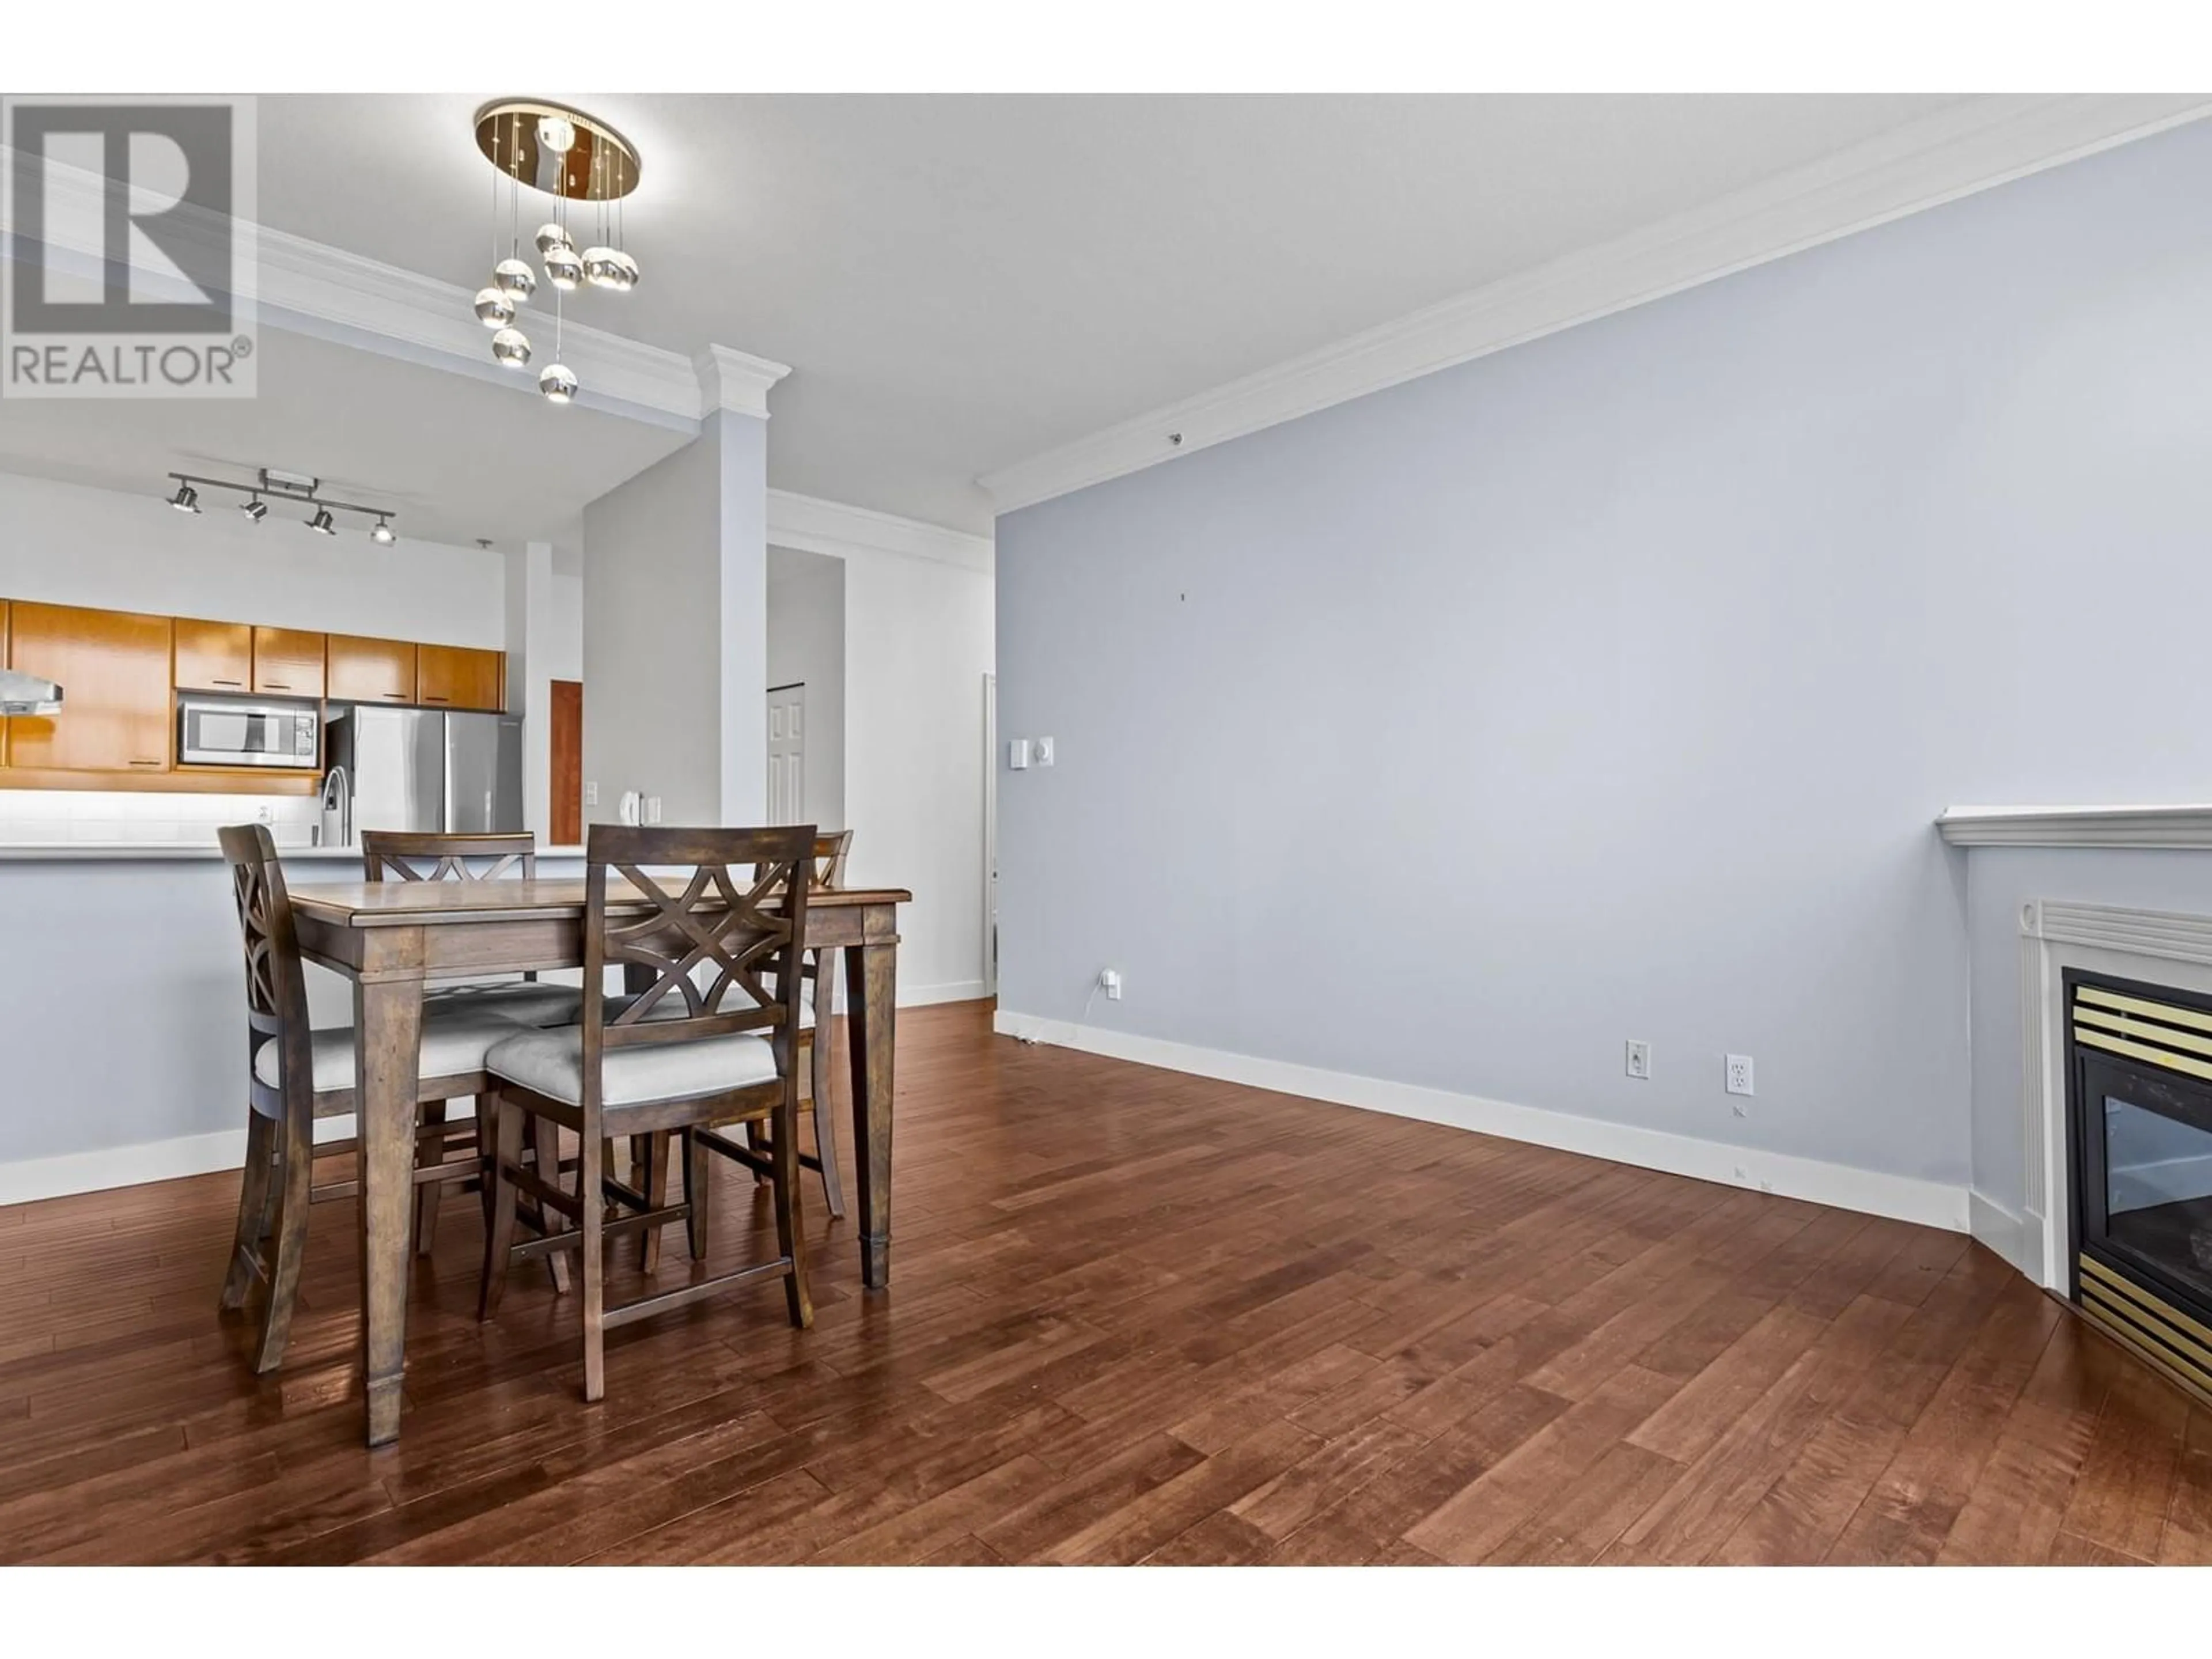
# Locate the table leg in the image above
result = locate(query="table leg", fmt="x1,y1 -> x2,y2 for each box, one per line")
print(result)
354,974 -> 423,1446
844,939 -> 896,1289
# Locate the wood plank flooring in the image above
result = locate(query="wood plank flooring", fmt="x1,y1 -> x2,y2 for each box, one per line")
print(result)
1,999 -> 2204,1565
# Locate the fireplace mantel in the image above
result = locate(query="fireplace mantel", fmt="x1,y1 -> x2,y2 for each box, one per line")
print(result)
1939,805 -> 2212,849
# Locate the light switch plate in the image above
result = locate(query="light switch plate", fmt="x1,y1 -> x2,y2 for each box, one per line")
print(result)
1034,736 -> 1055,767
584,781 -> 599,807
1009,739 -> 1031,770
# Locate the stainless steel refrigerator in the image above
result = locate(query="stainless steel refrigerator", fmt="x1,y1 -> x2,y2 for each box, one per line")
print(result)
324,706 -> 523,841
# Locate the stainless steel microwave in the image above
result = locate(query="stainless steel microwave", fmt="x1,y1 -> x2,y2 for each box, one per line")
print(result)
178,698 -> 320,768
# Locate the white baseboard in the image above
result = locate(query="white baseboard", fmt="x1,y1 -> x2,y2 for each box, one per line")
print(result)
900,980 -> 990,1009
0,1127 -> 250,1208
0,1111 -> 376,1209
994,1009 -> 1970,1234
1968,1189 -> 2033,1276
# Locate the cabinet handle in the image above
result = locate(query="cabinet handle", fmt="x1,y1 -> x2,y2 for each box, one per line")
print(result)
129,759 -> 162,768
263,681 -> 291,691
213,678 -> 243,687
426,695 -> 449,703
381,692 -> 407,700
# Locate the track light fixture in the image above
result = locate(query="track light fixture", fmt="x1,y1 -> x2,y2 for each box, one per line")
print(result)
162,471 -> 400,544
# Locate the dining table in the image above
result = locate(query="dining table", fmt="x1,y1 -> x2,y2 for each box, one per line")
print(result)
284,873 -> 911,1448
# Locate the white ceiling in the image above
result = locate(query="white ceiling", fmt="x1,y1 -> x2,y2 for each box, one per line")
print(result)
247,94 -> 1977,533
0,329 -> 682,551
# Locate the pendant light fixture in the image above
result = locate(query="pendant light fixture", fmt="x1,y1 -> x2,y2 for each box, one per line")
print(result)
471,99 -> 642,408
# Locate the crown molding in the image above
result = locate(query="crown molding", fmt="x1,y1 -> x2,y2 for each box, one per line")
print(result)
694,345 -> 793,421
766,487 -> 993,574
979,93 -> 2212,516
2,151 -> 745,429
1938,805 -> 2212,850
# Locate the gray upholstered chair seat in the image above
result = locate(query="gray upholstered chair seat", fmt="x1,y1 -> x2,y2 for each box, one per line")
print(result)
424,980 -> 584,1027
486,1025 -> 779,1108
252,1009 -> 533,1093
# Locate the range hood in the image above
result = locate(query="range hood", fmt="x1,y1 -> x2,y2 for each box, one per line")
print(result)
0,669 -> 63,716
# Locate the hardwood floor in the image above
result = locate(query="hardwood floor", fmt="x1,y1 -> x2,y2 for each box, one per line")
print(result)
1,999 -> 2203,1565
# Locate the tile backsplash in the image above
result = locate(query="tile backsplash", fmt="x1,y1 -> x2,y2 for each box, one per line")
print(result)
0,789 -> 323,847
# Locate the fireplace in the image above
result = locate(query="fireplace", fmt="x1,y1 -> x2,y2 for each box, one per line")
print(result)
2069,970 -> 2212,1400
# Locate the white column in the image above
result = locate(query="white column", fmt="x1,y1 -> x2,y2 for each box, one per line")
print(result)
696,347 -> 789,825
579,345 -> 788,827
503,540 -> 556,841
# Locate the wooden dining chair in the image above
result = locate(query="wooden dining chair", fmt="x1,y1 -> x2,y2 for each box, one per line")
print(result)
362,830 -> 582,1257
476,824 -> 816,1403
793,830 -> 853,1218
215,825 -> 545,1373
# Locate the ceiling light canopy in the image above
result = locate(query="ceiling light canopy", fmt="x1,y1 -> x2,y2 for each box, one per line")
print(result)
471,98 -> 642,408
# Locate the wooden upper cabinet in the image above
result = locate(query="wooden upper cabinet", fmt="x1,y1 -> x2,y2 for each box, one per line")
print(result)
1,600 -> 10,767
326,634 -> 416,704
415,644 -> 505,713
6,601 -> 173,773
173,618 -> 253,692
252,627 -> 325,699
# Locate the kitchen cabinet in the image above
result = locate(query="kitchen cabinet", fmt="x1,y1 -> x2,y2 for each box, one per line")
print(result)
1,600 -> 9,767
326,634 -> 416,705
415,643 -> 505,713
252,627 -> 326,698
173,618 -> 253,692
6,601 -> 174,774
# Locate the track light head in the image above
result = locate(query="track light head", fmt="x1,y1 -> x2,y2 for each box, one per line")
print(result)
369,518 -> 396,546
307,506 -> 336,536
240,496 -> 268,523
169,481 -> 200,514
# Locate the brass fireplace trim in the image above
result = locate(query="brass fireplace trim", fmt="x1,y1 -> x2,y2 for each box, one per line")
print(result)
2078,1253 -> 2212,1404
2074,984 -> 2212,1082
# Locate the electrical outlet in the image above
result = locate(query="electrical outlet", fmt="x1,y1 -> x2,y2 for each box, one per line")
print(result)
1625,1039 -> 1651,1080
584,781 -> 599,807
1726,1054 -> 1755,1097
1100,967 -> 1123,1001
645,796 -> 662,825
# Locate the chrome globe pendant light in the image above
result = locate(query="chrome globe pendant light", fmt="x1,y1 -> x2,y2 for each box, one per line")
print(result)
470,100 -> 643,407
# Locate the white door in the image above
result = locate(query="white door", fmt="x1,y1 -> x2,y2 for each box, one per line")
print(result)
766,684 -> 805,825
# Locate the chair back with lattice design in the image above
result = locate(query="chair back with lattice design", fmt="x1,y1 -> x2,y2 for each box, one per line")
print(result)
582,824 -> 817,1111
809,830 -> 853,891
362,831 -> 536,884
219,824 -> 314,1122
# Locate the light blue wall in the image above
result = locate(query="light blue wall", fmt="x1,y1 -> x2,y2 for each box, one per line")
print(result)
996,118 -> 2212,1192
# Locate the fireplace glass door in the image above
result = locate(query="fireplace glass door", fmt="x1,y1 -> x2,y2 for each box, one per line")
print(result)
2083,1067 -> 2212,1307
